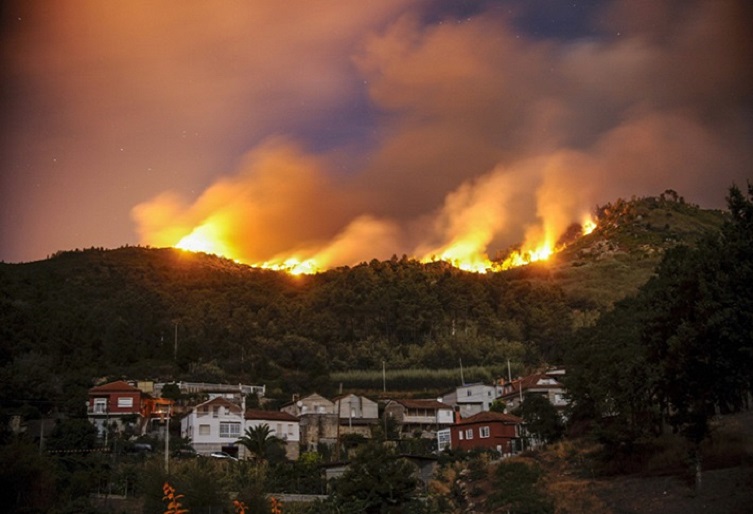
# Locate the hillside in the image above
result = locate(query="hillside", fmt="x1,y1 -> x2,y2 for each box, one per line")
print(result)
457,410 -> 753,514
0,194 -> 726,408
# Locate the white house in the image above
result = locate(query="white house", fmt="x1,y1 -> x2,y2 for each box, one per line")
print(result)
244,409 -> 301,460
498,371 -> 569,414
180,396 -> 244,457
440,383 -> 504,419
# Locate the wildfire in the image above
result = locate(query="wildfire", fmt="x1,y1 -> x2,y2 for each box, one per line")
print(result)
172,215 -> 597,276
257,257 -> 320,275
176,222 -> 236,259
582,216 -> 597,235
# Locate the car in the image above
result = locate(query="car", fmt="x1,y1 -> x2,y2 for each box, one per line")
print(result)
209,451 -> 238,461
172,448 -> 198,459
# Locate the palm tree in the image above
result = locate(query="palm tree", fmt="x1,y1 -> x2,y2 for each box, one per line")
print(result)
236,424 -> 283,461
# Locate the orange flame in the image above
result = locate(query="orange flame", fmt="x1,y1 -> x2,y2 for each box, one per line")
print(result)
581,216 -> 597,235
172,217 -> 596,274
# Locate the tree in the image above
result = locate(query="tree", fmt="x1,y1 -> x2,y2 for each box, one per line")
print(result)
513,394 -> 564,445
236,424 -> 284,462
640,183 -> 753,488
330,442 -> 421,513
565,295 -> 658,449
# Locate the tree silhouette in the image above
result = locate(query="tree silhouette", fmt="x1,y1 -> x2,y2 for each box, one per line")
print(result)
236,424 -> 284,462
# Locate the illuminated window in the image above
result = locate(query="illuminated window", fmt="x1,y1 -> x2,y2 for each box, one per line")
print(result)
480,426 -> 490,438
117,397 -> 133,408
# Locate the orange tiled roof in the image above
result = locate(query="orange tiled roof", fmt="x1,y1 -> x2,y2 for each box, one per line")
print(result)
245,409 -> 299,422
456,411 -> 523,425
89,380 -> 140,393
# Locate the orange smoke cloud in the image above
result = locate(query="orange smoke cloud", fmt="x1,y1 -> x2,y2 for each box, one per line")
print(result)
127,0 -> 751,273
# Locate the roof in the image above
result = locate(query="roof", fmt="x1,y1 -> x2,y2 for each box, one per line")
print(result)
281,392 -> 334,408
390,399 -> 453,410
456,411 -> 523,425
89,380 -> 141,393
245,409 -> 299,422
194,396 -> 242,413
499,373 -> 564,398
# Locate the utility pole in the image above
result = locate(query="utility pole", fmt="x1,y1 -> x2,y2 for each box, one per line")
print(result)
164,406 -> 171,474
173,322 -> 178,362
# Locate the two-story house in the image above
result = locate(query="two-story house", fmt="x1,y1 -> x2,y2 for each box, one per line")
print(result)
498,371 -> 568,414
333,393 -> 379,438
383,399 -> 454,439
180,396 -> 244,457
244,409 -> 301,460
440,383 -> 504,419
87,380 -> 143,437
281,393 -> 338,450
442,411 -> 524,455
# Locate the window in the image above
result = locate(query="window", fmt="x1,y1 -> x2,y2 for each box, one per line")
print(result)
459,431 -> 464,440
465,428 -> 474,440
467,389 -> 472,397
480,426 -> 490,438
93,398 -> 107,414
199,424 -> 210,436
213,406 -> 219,418
287,424 -> 294,436
220,422 -> 241,438
117,397 -> 133,408
276,423 -> 282,435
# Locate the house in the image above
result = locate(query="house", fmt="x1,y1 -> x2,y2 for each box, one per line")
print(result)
440,383 -> 504,419
87,380 -> 143,437
383,399 -> 454,438
333,394 -> 379,438
244,409 -> 301,460
180,396 -> 244,457
280,393 -> 338,451
498,371 -> 568,413
281,393 -> 335,416
445,411 -> 524,455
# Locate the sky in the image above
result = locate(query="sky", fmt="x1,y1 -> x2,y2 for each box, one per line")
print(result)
1,0 -> 751,267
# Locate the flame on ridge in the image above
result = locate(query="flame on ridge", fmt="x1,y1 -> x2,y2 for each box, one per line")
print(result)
176,222 -> 236,259
173,215 -> 597,275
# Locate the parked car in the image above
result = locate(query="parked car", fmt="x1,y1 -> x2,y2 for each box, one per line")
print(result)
209,451 -> 238,461
172,448 -> 198,459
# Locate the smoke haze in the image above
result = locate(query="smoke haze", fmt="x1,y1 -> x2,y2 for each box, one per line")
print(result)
1,0 -> 750,264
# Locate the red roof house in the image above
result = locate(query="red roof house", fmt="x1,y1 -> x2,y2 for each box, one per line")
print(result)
87,380 -> 143,436
449,411 -> 524,455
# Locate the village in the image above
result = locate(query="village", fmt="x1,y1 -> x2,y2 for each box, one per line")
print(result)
78,370 -> 568,480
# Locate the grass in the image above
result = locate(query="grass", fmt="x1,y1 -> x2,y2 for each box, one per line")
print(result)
330,365 -> 502,395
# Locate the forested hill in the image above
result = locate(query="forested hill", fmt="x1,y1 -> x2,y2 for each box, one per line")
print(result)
0,194 -> 725,408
